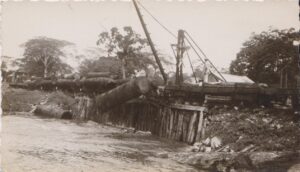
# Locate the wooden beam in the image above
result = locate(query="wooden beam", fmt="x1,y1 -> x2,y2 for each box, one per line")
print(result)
170,104 -> 206,112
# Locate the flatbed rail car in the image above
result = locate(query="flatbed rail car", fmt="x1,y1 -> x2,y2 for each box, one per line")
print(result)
8,77 -> 128,95
161,83 -> 299,106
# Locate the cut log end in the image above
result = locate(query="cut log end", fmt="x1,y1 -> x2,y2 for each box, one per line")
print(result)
34,105 -> 73,120
61,111 -> 73,119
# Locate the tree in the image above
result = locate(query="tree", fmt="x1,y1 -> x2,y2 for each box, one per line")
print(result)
79,56 -> 122,77
230,28 -> 298,86
96,26 -> 149,79
20,37 -> 73,77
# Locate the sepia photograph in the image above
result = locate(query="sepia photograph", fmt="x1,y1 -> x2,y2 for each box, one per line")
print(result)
1,0 -> 300,171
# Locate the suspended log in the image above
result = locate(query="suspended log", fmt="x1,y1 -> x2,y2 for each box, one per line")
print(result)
95,77 -> 154,112
34,105 -> 72,119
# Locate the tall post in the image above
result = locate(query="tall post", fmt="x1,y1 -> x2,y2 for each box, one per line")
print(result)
132,0 -> 168,83
175,30 -> 185,85
280,70 -> 283,88
285,71 -> 288,88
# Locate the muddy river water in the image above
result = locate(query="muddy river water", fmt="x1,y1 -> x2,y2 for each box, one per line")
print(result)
1,114 -> 202,172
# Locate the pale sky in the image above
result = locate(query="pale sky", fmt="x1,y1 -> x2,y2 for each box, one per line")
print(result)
1,0 -> 298,71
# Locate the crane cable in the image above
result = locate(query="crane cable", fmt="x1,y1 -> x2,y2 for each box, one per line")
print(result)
184,31 -> 227,82
136,0 -> 211,83
184,36 -> 206,64
184,42 -> 198,83
171,43 -> 198,83
136,1 -> 177,39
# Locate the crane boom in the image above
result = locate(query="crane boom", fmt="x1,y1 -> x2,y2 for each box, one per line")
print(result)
132,0 -> 168,83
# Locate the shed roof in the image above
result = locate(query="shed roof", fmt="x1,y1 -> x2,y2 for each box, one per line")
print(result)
218,73 -> 254,84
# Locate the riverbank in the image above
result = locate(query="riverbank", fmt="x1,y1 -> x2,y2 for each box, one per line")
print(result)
2,85 -> 300,171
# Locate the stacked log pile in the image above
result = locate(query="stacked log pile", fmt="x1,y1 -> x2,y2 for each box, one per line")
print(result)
85,72 -> 118,79
11,76 -> 123,94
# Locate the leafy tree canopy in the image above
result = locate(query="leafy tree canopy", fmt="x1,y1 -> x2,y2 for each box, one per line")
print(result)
79,53 -> 161,79
97,26 -> 152,78
20,37 -> 73,77
79,56 -> 122,77
230,28 -> 298,86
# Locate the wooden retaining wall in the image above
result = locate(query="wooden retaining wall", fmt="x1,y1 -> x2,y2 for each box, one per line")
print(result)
73,97 -> 207,144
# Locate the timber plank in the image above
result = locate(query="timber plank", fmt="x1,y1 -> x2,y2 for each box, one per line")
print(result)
170,104 -> 206,111
165,108 -> 170,138
182,111 -> 189,142
169,108 -> 174,138
195,110 -> 204,142
187,111 -> 198,143
176,112 -> 184,141
171,110 -> 178,140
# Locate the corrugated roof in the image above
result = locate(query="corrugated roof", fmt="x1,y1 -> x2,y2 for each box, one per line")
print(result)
220,73 -> 254,84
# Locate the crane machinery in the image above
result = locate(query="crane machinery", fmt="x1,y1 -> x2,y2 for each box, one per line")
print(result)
132,0 -> 299,107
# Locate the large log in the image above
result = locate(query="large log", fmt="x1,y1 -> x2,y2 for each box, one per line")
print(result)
86,72 -> 111,78
34,105 -> 73,119
15,77 -> 118,92
95,77 -> 154,112
80,77 -> 116,86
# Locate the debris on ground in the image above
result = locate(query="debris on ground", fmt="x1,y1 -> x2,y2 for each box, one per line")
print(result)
204,106 -> 300,152
191,136 -> 223,153
174,151 -> 300,172
184,105 -> 300,171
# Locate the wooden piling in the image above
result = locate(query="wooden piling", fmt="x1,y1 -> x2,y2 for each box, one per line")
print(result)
195,110 -> 204,142
182,112 -> 189,142
176,112 -> 184,141
187,111 -> 198,143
